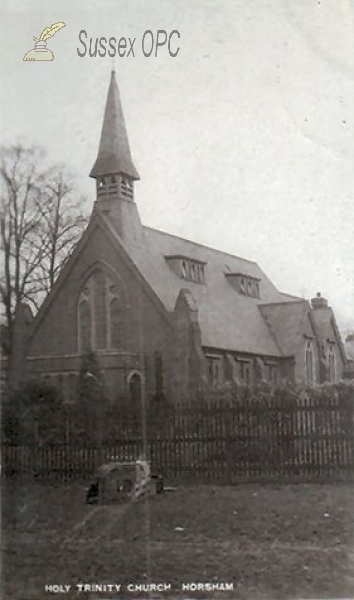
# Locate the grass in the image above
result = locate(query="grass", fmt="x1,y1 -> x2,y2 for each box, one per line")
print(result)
1,479 -> 354,599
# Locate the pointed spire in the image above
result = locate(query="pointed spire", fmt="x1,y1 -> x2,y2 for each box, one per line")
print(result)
90,70 -> 140,180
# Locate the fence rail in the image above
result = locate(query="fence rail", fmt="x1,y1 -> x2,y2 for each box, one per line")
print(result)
2,391 -> 354,483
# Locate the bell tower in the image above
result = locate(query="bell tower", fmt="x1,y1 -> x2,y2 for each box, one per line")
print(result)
95,173 -> 135,202
90,70 -> 141,242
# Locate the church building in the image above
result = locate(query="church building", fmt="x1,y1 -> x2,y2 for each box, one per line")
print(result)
17,71 -> 347,403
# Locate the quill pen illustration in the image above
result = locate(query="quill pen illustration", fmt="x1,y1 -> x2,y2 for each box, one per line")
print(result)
24,22 -> 66,61
39,22 -> 66,42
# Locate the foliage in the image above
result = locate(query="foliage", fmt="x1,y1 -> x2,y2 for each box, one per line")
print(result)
149,380 -> 354,471
2,380 -> 64,444
0,144 -> 88,359
192,379 -> 354,406
147,391 -> 175,433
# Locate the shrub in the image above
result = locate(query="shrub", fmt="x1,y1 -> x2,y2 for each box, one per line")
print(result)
2,380 -> 65,444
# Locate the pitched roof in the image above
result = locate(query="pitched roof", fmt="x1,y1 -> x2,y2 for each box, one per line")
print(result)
90,71 -> 140,180
27,211 -> 173,343
100,215 -> 302,357
258,301 -> 310,357
310,306 -> 335,341
345,338 -> 354,361
86,73 -> 305,359
28,201 -> 307,360
311,306 -> 348,363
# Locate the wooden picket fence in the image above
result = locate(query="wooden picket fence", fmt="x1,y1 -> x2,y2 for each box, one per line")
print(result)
2,389 -> 354,483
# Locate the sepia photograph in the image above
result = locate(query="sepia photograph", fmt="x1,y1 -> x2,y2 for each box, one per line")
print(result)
1,1 -> 354,599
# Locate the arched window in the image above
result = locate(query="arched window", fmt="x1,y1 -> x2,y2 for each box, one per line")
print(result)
95,271 -> 107,349
328,345 -> 336,382
129,373 -> 142,406
110,297 -> 122,349
78,269 -> 125,352
79,299 -> 92,352
305,341 -> 314,385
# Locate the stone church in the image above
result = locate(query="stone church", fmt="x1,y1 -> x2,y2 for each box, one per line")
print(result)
16,71 -> 347,404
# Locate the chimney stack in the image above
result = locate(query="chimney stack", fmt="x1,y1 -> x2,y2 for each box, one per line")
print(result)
311,292 -> 328,310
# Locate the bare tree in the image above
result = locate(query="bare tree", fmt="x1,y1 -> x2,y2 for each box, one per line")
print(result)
0,144 -> 88,358
32,169 -> 88,294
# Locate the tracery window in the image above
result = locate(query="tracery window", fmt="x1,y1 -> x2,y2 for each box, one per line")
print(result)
95,271 -> 107,349
78,270 -> 125,352
110,297 -> 122,349
78,279 -> 94,351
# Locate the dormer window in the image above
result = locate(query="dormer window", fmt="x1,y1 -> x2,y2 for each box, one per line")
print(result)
197,264 -> 205,284
225,273 -> 261,298
165,255 -> 206,284
180,259 -> 205,283
181,261 -> 187,278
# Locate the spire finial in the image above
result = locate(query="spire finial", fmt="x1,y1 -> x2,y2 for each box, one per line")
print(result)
89,70 -> 140,181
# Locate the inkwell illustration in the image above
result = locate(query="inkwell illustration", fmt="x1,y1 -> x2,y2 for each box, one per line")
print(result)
23,22 -> 66,61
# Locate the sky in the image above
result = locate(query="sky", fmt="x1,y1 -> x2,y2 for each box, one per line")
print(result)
1,0 -> 353,336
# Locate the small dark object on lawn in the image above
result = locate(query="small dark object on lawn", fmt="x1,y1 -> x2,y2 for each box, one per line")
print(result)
151,474 -> 164,494
86,480 -> 99,504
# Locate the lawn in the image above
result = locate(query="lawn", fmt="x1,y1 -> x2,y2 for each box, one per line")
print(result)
1,479 -> 354,599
